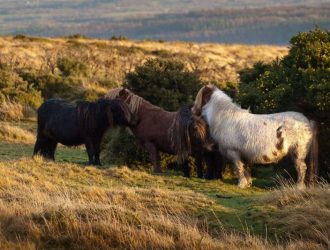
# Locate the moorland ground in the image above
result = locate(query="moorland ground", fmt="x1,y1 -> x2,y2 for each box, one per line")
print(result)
0,37 -> 329,249
0,119 -> 329,249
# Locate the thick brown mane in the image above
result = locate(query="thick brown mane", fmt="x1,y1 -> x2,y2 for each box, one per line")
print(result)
106,88 -> 143,116
106,87 -> 165,115
170,106 -> 212,164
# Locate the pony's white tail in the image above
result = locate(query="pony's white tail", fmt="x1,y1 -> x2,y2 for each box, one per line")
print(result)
308,120 -> 319,185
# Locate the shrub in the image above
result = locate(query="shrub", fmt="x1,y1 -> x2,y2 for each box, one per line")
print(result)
0,62 -> 43,118
0,102 -> 24,121
236,28 -> 330,179
101,128 -> 149,168
57,58 -> 88,77
125,58 -> 203,111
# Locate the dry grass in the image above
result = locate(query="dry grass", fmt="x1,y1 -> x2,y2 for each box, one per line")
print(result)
0,102 -> 24,122
0,36 -> 288,85
0,123 -> 35,144
0,157 -> 326,249
256,183 -> 330,248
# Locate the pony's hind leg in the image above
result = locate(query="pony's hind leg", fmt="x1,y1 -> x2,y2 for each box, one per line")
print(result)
291,144 -> 310,189
144,141 -> 162,173
244,165 -> 253,187
34,135 -> 51,159
294,158 -> 307,189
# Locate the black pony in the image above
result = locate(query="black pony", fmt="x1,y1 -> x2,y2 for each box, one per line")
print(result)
170,106 -> 223,179
33,98 -> 133,165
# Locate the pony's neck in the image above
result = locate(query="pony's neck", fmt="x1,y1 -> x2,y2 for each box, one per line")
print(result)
206,89 -> 246,116
141,99 -> 164,112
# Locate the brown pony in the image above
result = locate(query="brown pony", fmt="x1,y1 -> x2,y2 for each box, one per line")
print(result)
105,88 -> 223,178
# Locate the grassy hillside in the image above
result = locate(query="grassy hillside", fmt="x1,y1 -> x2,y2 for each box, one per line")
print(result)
0,116 -> 328,249
0,142 -> 329,248
0,36 -> 287,88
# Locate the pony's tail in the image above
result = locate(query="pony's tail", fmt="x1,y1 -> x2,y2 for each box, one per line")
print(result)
308,120 -> 319,185
170,107 -> 192,165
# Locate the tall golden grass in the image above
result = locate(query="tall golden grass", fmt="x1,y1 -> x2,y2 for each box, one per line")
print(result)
0,157 -> 326,249
0,102 -> 24,121
0,36 -> 288,84
0,123 -> 35,143
258,182 -> 330,248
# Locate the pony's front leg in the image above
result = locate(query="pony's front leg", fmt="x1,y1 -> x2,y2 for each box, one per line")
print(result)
85,138 -> 95,165
144,142 -> 162,173
232,159 -> 249,188
227,151 -> 249,188
92,137 -> 102,166
244,165 -> 253,187
194,155 -> 203,178
181,159 -> 191,177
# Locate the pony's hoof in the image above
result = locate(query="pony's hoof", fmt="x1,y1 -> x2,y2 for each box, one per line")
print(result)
238,180 -> 249,189
297,183 -> 306,190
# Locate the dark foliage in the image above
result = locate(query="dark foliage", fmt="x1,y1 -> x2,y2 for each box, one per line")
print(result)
0,62 -> 43,109
125,58 -> 203,111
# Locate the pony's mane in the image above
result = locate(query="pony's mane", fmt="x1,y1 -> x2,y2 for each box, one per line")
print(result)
170,106 -> 210,164
106,87 -> 165,114
76,101 -> 100,132
106,88 -> 143,115
210,88 -> 248,114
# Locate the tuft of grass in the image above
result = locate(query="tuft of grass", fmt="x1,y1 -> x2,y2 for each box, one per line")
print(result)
0,102 -> 24,121
0,123 -> 35,143
255,182 -> 330,247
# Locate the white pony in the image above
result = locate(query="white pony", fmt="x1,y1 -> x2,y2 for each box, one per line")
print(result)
192,84 -> 318,189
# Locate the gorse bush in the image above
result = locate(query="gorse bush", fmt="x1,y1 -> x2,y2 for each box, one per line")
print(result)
236,28 -> 330,179
125,58 -> 203,111
101,128 -> 149,167
57,58 -> 88,77
0,62 -> 43,116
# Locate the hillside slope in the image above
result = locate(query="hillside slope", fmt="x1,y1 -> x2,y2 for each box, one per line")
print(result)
0,36 -> 287,86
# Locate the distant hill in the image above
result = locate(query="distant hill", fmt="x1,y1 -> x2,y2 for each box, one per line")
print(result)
0,1 -> 329,44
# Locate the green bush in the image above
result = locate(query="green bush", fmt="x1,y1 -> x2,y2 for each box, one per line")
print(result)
236,28 -> 330,179
101,128 -> 149,168
0,62 -> 43,113
125,58 -> 203,111
57,58 -> 88,77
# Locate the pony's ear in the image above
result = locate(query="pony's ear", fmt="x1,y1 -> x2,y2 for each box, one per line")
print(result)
205,84 -> 215,90
202,85 -> 214,106
119,88 -> 127,96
